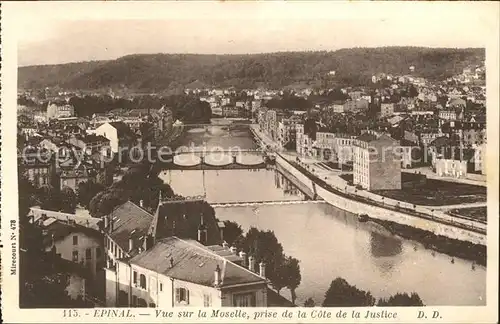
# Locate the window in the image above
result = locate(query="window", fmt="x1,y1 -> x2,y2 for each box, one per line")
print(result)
73,235 -> 78,245
133,271 -> 138,285
139,274 -> 147,289
72,250 -> 79,262
203,294 -> 212,307
232,292 -> 256,307
159,283 -> 163,292
175,288 -> 189,304
132,295 -> 138,307
85,248 -> 92,260
96,247 -> 102,259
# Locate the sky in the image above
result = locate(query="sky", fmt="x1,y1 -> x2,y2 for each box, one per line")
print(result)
9,1 -> 497,67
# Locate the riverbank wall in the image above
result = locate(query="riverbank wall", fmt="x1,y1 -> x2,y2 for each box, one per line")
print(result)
274,154 -> 486,246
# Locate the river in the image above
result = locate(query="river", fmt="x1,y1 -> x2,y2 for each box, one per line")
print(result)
160,124 -> 486,306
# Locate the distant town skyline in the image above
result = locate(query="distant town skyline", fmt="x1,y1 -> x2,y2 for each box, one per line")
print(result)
14,2 -> 493,67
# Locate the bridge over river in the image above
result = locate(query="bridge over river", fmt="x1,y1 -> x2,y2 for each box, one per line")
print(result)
163,149 -> 275,170
211,199 -> 325,208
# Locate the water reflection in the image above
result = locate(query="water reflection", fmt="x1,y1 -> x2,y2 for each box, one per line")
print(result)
370,232 -> 403,258
274,171 -> 305,197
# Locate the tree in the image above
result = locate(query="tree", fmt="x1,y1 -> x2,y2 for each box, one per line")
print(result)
240,228 -> 285,287
88,188 -> 128,218
270,258 -> 288,296
408,84 -> 419,98
222,220 -> 244,246
377,293 -> 424,306
38,185 -> 62,212
304,297 -> 315,307
322,277 -> 375,307
283,256 -> 301,305
60,186 -> 78,214
18,173 -> 39,217
88,161 -> 175,217
77,180 -> 105,209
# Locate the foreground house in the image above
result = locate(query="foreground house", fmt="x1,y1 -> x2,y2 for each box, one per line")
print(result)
106,237 -> 268,307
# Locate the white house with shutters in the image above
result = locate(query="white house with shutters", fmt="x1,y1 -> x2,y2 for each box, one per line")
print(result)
105,236 -> 268,307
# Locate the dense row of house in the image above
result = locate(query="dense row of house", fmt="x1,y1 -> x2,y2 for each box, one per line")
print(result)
18,104 -> 176,192
256,66 -> 487,190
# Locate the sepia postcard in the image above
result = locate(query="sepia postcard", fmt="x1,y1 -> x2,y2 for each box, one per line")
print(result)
1,1 -> 499,323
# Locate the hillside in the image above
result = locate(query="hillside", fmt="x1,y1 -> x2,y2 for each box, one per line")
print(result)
18,47 -> 485,91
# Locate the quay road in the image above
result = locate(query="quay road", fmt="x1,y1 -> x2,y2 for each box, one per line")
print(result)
250,125 -> 487,237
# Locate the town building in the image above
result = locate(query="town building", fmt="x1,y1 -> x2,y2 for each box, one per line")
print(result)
106,236 -> 268,307
276,116 -> 301,149
295,124 -> 305,156
439,108 -> 464,121
353,133 -> 402,190
18,150 -> 56,187
95,121 -> 136,155
60,168 -> 92,191
399,139 -> 420,169
474,143 -> 487,175
40,218 -> 104,278
295,124 -> 314,157
222,105 -> 241,118
47,102 -> 75,120
67,134 -> 111,157
435,158 -> 467,179
380,103 -> 395,118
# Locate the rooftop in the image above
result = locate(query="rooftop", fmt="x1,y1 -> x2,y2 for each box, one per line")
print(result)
129,236 -> 265,288
108,201 -> 154,257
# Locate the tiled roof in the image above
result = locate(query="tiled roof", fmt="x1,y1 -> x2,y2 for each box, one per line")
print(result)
81,134 -> 110,143
42,219 -> 101,247
429,136 -> 453,148
356,133 -> 378,143
108,201 -> 154,257
129,237 -> 266,288
150,198 -> 222,246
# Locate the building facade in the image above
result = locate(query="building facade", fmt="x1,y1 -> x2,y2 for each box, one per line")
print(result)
353,133 -> 402,190
105,237 -> 268,308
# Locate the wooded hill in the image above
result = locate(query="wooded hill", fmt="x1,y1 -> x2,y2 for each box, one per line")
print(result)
18,47 -> 484,91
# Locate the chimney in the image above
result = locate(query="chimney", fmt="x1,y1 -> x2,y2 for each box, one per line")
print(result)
219,227 -> 224,242
197,214 -> 208,245
128,236 -> 134,252
169,257 -> 174,268
230,246 -> 238,255
197,227 -> 207,245
139,200 -> 144,208
214,264 -> 221,286
239,251 -> 247,267
222,241 -> 229,249
248,255 -> 256,272
259,261 -> 266,278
